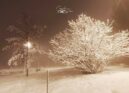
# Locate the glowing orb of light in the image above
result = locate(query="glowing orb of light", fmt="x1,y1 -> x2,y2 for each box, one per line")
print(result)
24,41 -> 32,49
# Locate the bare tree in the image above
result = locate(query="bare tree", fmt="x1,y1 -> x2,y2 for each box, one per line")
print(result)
48,14 -> 129,73
3,14 -> 44,76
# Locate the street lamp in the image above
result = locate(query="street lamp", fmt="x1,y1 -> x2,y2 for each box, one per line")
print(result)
24,41 -> 32,49
24,41 -> 32,76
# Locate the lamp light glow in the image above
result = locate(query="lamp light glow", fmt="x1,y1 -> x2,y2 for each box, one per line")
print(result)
24,41 -> 32,49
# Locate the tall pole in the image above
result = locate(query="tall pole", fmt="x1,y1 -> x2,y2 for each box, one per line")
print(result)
26,46 -> 29,77
24,41 -> 32,77
46,69 -> 49,93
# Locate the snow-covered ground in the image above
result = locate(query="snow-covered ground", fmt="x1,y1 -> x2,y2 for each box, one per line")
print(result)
0,66 -> 129,93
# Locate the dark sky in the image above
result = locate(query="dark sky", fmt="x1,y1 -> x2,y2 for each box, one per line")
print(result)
0,0 -> 114,31
0,0 -> 116,67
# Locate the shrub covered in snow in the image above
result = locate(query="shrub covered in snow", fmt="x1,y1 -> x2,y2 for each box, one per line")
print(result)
49,14 -> 129,73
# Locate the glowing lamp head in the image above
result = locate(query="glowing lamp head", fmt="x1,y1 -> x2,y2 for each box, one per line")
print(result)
24,41 -> 32,49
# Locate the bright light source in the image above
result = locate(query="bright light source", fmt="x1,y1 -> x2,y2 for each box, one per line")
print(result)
24,41 -> 32,49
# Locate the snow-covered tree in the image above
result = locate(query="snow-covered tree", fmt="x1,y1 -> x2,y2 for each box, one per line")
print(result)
49,14 -> 129,73
3,14 -> 44,76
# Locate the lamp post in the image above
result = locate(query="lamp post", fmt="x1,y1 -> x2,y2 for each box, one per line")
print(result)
24,41 -> 32,76
46,69 -> 49,93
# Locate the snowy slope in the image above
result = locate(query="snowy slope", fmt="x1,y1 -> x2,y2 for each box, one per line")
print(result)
50,67 -> 129,93
0,66 -> 129,93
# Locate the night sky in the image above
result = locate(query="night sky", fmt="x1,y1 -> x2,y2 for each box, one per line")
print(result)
0,0 -> 126,67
